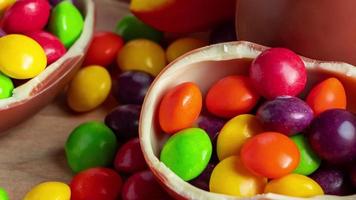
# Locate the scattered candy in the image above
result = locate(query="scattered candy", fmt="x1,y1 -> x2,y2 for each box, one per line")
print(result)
65,121 -> 118,173
67,65 -> 111,112
159,82 -> 202,134
166,37 -> 207,63
23,182 -> 70,200
264,174 -> 324,197
209,21 -> 237,44
0,72 -> 13,99
190,163 -> 216,191
0,188 -> 9,200
160,128 -> 212,181
117,39 -> 166,76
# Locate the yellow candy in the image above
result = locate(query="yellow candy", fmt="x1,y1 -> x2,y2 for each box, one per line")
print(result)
23,182 -> 70,200
209,156 -> 267,197
67,65 -> 111,112
166,37 -> 207,63
0,0 -> 15,14
0,34 -> 47,79
264,174 -> 324,197
117,39 -> 166,76
217,114 -> 263,160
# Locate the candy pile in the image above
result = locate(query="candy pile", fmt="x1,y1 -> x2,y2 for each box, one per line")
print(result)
158,47 -> 356,198
0,0 -> 84,99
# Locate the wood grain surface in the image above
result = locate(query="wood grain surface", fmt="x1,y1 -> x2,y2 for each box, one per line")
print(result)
0,0 -> 129,199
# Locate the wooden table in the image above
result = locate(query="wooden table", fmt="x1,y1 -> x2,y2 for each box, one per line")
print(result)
0,0 -> 129,199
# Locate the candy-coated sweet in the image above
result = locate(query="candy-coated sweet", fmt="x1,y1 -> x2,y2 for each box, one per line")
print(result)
209,156 -> 267,197
122,170 -> 172,200
349,165 -> 356,189
65,121 -> 118,173
190,163 -> 216,191
160,128 -> 212,181
0,73 -> 13,99
159,82 -> 202,134
70,168 -> 122,200
310,168 -> 352,195
67,65 -> 111,112
114,138 -> 147,174
241,132 -> 300,178
49,1 -> 84,48
306,77 -> 347,116
83,32 -> 124,67
116,15 -> 163,43
166,38 -> 208,63
23,182 -> 70,200
197,115 -> 225,141
105,105 -> 141,141
209,21 -> 237,44
265,174 -> 324,197
27,31 -> 66,64
2,0 -> 50,33
112,71 -> 154,105
117,39 -> 166,76
217,114 -> 263,161
257,96 -> 314,136
307,109 -> 356,164
0,34 -> 47,79
206,75 -> 260,118
291,134 -> 321,176
0,188 -> 9,200
250,48 -> 307,99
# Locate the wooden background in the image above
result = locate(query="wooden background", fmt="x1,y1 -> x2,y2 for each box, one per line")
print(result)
0,0 -> 130,199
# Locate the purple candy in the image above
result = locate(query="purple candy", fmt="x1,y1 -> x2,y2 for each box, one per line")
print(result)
349,164 -> 356,188
209,21 -> 237,44
189,163 -> 215,191
308,109 -> 356,164
257,96 -> 314,136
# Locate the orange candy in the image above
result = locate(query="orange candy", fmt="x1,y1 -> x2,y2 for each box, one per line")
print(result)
306,77 -> 346,116
159,82 -> 202,134
206,75 -> 259,118
241,132 -> 300,179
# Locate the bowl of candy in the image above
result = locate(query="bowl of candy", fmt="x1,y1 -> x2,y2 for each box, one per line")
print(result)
140,41 -> 356,199
0,0 -> 94,132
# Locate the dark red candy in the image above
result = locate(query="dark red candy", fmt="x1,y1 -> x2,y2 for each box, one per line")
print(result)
189,163 -> 216,191
122,170 -> 173,200
70,167 -> 123,200
197,115 -> 225,141
114,138 -> 147,174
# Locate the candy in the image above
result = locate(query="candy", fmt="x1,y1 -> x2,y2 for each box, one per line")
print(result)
0,0 -> 15,15
264,174 -> 324,197
49,1 -> 84,48
49,0 -> 77,6
159,82 -> 202,134
2,0 -> 50,34
105,104 -> 141,141
0,34 -> 47,79
117,39 -> 166,76
307,109 -> 356,164
310,168 -> 352,195
166,38 -> 208,63
115,15 -> 163,43
257,96 -> 314,136
83,32 -> 124,67
209,156 -> 267,197
217,114 -> 263,161
197,115 -> 225,141
67,65 -> 111,112
250,48 -> 307,99
160,128 -> 212,181
349,165 -> 356,188
206,75 -> 260,118
189,163 -> 216,191
0,72 -> 13,99
65,121 -> 118,173
122,170 -> 172,200
241,132 -> 300,178
23,182 -> 70,200
306,77 -> 347,116
291,134 -> 321,176
0,188 -> 9,200
209,21 -> 237,44
112,71 -> 154,105
27,31 -> 66,64
70,168 -> 122,200
0,29 -> 6,37
114,138 -> 147,174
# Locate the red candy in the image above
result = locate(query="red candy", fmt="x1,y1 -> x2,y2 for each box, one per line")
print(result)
249,48 -> 307,99
27,31 -> 66,64
83,32 -> 124,67
2,0 -> 50,34
114,138 -> 147,174
70,167 -> 122,200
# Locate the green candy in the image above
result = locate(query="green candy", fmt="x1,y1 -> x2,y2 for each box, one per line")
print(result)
116,15 -> 163,43
160,128 -> 212,181
291,134 -> 321,175
0,188 -> 9,200
49,1 -> 84,48
0,73 -> 13,99
65,121 -> 118,173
